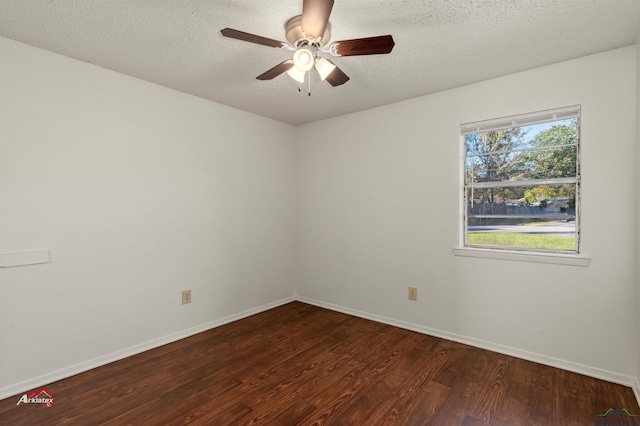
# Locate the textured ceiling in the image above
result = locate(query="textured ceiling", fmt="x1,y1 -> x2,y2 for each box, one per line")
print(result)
1,0 -> 639,126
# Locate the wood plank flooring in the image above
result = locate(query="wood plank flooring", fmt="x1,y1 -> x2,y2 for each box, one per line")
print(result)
1,301 -> 638,425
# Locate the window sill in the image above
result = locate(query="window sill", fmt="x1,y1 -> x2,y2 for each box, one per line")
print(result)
452,247 -> 590,266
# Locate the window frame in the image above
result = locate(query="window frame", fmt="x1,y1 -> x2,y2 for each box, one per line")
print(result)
459,105 -> 584,259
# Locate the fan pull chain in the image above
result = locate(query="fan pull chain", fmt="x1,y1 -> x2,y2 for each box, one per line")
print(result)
308,71 -> 311,96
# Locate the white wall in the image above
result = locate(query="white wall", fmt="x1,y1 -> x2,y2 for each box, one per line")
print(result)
0,37 -> 295,396
295,46 -> 638,384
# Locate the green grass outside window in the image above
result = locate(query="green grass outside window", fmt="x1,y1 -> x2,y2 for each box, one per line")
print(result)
467,233 -> 575,250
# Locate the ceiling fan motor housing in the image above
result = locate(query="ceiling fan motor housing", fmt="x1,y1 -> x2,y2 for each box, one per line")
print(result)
285,15 -> 331,47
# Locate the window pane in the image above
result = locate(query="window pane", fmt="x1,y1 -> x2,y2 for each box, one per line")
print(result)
465,118 -> 578,184
463,109 -> 579,254
465,184 -> 577,252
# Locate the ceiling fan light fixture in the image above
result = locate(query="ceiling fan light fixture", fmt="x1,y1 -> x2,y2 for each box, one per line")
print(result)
221,0 -> 396,89
315,57 -> 337,80
293,47 -> 315,72
287,66 -> 306,83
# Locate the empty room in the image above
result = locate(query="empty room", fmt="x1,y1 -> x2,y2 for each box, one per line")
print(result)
1,0 -> 640,424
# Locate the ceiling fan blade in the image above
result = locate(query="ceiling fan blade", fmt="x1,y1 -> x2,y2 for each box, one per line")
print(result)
301,0 -> 334,40
331,35 -> 395,56
325,65 -> 349,87
256,60 -> 295,80
221,28 -> 286,48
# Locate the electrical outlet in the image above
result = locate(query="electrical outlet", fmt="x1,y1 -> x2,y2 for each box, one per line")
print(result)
182,290 -> 192,305
408,287 -> 418,301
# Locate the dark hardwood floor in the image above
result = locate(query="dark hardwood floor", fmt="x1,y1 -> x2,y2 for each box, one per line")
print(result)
1,301 -> 638,425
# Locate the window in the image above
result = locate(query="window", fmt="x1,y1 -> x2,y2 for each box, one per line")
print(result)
462,106 -> 580,254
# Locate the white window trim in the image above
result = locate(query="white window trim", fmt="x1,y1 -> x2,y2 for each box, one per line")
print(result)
452,247 -> 590,266
460,105 -> 581,135
460,105 -> 585,263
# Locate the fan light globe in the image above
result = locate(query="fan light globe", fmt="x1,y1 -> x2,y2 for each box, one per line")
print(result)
315,57 -> 337,81
293,48 -> 314,72
287,66 -> 306,83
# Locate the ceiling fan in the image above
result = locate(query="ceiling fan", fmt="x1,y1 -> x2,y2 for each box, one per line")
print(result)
220,0 -> 395,91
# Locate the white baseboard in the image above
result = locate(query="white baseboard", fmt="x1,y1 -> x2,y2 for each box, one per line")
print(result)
296,296 -> 637,390
633,378 -> 640,409
0,296 -> 295,400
